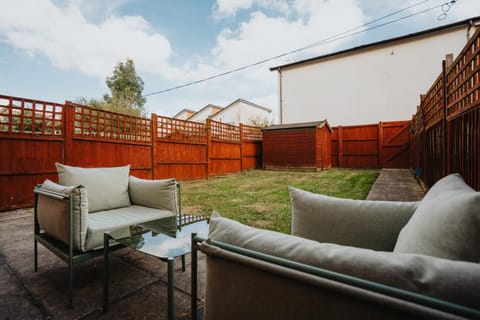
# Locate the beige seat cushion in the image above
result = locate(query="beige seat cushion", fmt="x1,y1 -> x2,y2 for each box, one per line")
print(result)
56,163 -> 131,213
85,205 -> 175,250
394,174 -> 480,262
289,187 -> 418,251
208,213 -> 480,309
37,179 -> 88,251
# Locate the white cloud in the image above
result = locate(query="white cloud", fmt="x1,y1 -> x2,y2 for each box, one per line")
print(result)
208,0 -> 366,84
0,0 -> 174,79
212,0 -> 290,20
213,0 -> 254,19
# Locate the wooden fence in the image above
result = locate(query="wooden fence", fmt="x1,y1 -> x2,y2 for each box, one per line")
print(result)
332,121 -> 411,168
411,28 -> 480,190
0,96 -> 262,211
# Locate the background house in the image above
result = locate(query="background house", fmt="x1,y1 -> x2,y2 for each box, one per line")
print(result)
184,104 -> 222,123
172,108 -> 196,120
270,17 -> 480,126
209,98 -> 271,126
174,99 -> 272,126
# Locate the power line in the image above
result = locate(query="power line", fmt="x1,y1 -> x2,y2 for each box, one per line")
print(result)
143,0 -> 456,97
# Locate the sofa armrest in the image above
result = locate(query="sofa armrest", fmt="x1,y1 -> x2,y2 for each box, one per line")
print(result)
289,187 -> 419,251
34,179 -> 89,251
199,239 -> 480,320
128,176 -> 178,213
205,214 -> 480,315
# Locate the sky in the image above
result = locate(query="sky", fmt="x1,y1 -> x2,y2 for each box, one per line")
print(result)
1,0 -> 480,121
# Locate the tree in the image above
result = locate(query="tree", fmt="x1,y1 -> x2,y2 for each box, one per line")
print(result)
74,58 -> 146,116
105,58 -> 146,116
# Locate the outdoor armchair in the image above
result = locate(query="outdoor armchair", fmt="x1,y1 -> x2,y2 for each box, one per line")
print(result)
34,163 -> 180,308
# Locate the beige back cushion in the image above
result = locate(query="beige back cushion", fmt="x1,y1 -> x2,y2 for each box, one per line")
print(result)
56,163 -> 131,213
37,179 -> 88,251
208,213 -> 480,309
128,176 -> 178,212
289,187 -> 418,251
394,173 -> 480,262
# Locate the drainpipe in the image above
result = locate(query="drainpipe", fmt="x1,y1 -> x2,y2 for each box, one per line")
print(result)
278,68 -> 283,124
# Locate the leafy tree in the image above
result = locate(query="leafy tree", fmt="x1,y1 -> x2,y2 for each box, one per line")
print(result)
75,58 -> 146,116
104,58 -> 146,116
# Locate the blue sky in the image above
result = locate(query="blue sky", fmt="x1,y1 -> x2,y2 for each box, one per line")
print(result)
1,0 -> 479,120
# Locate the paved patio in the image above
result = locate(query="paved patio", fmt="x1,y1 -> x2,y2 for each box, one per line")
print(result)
0,169 -> 424,320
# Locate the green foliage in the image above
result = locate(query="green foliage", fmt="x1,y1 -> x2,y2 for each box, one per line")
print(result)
181,169 -> 379,234
74,58 -> 146,116
104,58 -> 146,116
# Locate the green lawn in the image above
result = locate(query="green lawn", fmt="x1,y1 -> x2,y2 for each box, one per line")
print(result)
180,169 -> 379,234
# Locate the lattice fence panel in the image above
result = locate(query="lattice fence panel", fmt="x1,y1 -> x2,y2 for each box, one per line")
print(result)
242,124 -> 262,141
0,95 -> 64,136
422,73 -> 444,130
73,104 -> 151,143
155,116 -> 207,144
446,31 -> 480,119
210,120 -> 240,143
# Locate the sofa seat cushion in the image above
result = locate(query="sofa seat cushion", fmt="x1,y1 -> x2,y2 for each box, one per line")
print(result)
56,163 -> 131,213
289,187 -> 418,251
208,213 -> 480,309
394,174 -> 480,262
85,205 -> 175,251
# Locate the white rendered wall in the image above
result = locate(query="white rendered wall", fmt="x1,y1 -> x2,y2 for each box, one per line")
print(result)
279,27 -> 473,126
212,101 -> 271,125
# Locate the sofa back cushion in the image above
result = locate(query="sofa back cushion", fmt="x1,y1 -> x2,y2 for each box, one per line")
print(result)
208,213 -> 480,309
394,174 -> 480,262
56,163 -> 131,213
37,179 -> 88,251
289,187 -> 418,251
129,176 -> 178,212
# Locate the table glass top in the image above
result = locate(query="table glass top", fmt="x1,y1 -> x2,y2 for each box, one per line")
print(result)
106,216 -> 209,259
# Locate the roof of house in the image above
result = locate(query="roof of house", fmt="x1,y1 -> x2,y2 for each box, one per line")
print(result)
173,108 -> 196,118
262,120 -> 331,132
187,104 -> 223,120
270,16 -> 480,71
208,98 -> 272,119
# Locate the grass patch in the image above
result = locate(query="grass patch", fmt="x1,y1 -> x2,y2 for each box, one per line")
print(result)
180,169 -> 379,234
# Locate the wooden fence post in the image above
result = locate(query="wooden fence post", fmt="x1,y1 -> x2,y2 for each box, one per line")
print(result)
206,119 -> 211,179
151,113 -> 157,179
63,101 -> 74,165
378,121 -> 383,168
338,126 -> 343,167
240,124 -> 244,172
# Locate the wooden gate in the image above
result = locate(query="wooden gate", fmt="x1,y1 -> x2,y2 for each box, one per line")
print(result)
380,121 -> 411,168
332,120 -> 411,168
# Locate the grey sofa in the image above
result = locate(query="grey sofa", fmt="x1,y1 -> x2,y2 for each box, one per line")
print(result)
34,163 -> 179,307
193,173 -> 480,319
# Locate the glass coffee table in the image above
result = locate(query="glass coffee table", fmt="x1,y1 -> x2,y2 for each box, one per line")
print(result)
102,214 -> 209,320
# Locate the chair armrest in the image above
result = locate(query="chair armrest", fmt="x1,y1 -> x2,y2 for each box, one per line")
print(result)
34,180 -> 88,251
289,187 -> 419,251
128,176 -> 178,213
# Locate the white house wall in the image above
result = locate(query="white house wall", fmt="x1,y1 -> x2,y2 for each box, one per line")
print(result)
279,27 -> 472,126
212,101 -> 271,125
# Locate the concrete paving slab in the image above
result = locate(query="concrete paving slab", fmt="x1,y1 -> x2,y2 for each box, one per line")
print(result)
366,168 -> 425,201
0,209 -> 206,320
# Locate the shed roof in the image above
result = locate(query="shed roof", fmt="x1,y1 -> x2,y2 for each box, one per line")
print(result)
262,120 -> 331,132
270,16 -> 480,71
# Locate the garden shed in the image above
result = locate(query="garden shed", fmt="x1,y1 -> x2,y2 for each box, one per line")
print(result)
262,120 -> 332,171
